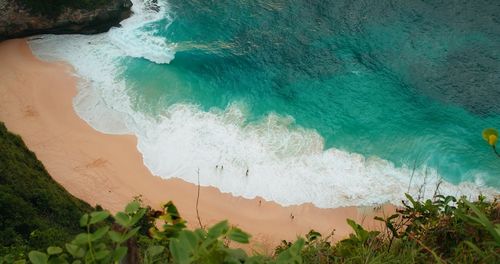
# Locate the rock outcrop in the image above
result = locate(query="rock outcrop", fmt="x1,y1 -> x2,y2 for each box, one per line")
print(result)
0,0 -> 133,41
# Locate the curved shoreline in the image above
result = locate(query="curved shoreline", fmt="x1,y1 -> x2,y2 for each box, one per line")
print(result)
0,39 -> 391,251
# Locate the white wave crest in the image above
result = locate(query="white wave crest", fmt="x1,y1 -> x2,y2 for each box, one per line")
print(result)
109,0 -> 175,64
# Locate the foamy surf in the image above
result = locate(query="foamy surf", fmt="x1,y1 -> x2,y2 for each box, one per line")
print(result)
109,0 -> 175,64
28,0 -> 498,208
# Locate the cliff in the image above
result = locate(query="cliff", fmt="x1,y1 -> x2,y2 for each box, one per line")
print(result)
0,0 -> 132,41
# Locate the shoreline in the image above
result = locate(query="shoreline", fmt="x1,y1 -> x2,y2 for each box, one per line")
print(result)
0,39 -> 391,252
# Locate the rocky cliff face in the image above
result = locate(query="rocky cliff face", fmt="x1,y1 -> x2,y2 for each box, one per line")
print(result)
0,0 -> 133,41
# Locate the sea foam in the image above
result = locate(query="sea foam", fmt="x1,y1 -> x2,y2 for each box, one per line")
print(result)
28,0 -> 498,208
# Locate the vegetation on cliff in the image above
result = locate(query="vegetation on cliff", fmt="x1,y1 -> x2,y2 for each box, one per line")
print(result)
0,123 -> 93,257
0,123 -> 498,263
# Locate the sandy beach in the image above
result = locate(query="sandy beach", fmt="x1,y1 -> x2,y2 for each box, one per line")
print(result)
0,39 -> 391,252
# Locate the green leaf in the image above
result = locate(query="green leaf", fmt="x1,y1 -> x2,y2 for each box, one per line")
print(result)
114,212 -> 130,227
48,255 -> 68,264
179,230 -> 198,251
128,208 -> 146,227
388,214 -> 399,221
65,244 -> 85,258
125,201 -> 140,214
93,242 -> 107,251
121,226 -> 140,242
275,239 -> 304,264
46,247 -> 63,255
79,214 -> 89,227
405,193 -> 417,207
164,201 -> 182,220
2,254 -> 15,263
108,227 -> 139,244
146,246 -> 165,257
276,247 -> 293,262
28,251 -> 48,264
194,229 -> 207,241
207,220 -> 229,238
72,233 -> 90,246
346,218 -> 365,240
289,239 -> 305,257
94,250 -> 110,260
112,247 -> 127,262
464,200 -> 500,243
169,238 -> 191,264
463,241 -> 485,257
89,211 -> 110,225
223,248 -> 248,262
444,196 -> 456,205
71,261 -> 82,264
108,230 -> 123,243
228,227 -> 250,244
91,226 -> 110,241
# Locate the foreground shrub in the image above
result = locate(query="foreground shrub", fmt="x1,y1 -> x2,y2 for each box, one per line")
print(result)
1,193 -> 498,264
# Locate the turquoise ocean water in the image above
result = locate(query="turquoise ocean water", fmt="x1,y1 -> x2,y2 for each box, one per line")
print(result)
30,0 -> 499,207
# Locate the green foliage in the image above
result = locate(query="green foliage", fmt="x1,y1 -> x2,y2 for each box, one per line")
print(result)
3,200 -> 145,264
2,195 -> 499,263
145,202 -> 253,263
3,199 -> 261,263
374,194 -> 500,263
344,219 -> 380,245
0,122 -> 93,257
273,194 -> 499,264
